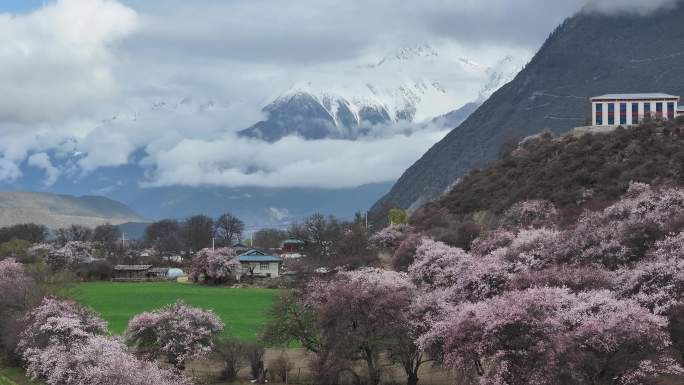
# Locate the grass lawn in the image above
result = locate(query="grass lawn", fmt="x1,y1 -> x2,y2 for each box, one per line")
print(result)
0,367 -> 40,385
74,282 -> 280,340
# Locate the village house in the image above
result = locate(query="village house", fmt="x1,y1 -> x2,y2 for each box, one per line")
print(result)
237,249 -> 283,278
279,239 -> 304,259
112,265 -> 182,281
591,93 -> 681,126
112,265 -> 153,280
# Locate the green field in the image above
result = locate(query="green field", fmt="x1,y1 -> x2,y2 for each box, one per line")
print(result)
74,282 -> 280,340
0,367 -> 39,385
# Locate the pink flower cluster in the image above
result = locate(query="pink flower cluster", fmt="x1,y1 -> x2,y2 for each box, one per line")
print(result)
369,224 -> 414,250
499,199 -> 559,230
409,239 -> 508,303
17,298 -> 191,385
189,247 -> 239,284
616,231 -> 684,315
420,287 -> 676,385
125,300 -> 224,371
555,183 -> 684,267
45,241 -> 94,268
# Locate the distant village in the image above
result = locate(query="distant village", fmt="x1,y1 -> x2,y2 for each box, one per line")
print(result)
0,210 -> 375,287
111,239 -> 305,282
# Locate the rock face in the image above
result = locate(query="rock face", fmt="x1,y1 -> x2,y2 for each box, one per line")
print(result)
371,5 -> 684,216
0,191 -> 144,229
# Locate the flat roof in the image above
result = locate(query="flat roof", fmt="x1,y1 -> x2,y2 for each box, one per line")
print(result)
591,93 -> 679,101
114,265 -> 152,271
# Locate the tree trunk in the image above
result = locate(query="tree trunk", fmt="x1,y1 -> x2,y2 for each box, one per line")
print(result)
365,354 -> 381,385
406,372 -> 419,385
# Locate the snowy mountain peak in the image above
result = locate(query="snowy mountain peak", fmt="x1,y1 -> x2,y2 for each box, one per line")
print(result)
240,44 -> 530,142
477,55 -> 527,102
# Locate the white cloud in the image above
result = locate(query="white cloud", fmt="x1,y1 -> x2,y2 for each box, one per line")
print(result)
27,153 -> 61,187
0,0 -> 139,123
139,128 -> 449,189
269,207 -> 290,221
0,159 -> 22,182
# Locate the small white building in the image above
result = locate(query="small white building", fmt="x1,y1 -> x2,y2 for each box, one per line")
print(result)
237,249 -> 282,278
591,93 -> 680,126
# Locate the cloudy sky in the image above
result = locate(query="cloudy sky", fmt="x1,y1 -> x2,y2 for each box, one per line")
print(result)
0,0 -> 681,191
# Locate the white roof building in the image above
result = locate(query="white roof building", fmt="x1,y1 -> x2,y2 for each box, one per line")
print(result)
590,93 -> 680,126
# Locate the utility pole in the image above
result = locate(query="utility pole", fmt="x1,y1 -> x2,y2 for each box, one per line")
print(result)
122,232 -> 126,248
212,237 -> 215,251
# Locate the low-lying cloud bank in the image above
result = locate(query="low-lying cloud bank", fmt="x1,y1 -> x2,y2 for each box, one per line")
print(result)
140,128 -> 450,189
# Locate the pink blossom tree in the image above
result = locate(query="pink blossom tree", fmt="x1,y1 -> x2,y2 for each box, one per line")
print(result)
304,268 -> 418,385
369,224 -> 414,251
554,183 -> 684,268
45,241 -> 94,269
24,335 -> 192,385
391,233 -> 423,271
0,259 -> 34,311
409,239 -> 508,304
0,259 -> 37,360
499,199 -> 559,230
17,297 -> 107,357
125,300 -> 224,372
616,231 -> 684,315
420,287 -> 679,385
189,247 -> 239,284
488,228 -> 561,273
508,265 -> 613,292
469,229 -> 516,256
17,298 -> 193,385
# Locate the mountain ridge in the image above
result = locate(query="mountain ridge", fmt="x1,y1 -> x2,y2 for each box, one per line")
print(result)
0,191 -> 144,229
371,5 -> 684,220
239,46 -> 526,142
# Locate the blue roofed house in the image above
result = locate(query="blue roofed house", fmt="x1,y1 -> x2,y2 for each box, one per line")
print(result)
237,249 -> 283,278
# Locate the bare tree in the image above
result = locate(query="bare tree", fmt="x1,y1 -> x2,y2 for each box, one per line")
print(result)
55,225 -> 93,245
215,213 -> 244,246
214,336 -> 244,382
243,342 -> 266,382
93,223 -> 121,253
183,215 -> 214,252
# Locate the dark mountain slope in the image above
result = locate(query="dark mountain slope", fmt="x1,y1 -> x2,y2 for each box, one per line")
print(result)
411,121 -> 684,241
440,121 -> 684,218
372,5 -> 684,218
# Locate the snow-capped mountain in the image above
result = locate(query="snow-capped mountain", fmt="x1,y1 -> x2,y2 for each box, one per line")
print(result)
477,55 -> 528,103
240,44 -> 528,142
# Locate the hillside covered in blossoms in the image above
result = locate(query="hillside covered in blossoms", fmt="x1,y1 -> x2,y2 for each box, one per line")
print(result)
358,180 -> 684,385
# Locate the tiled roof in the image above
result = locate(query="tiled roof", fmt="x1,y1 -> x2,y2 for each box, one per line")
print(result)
239,249 -> 268,256
591,93 -> 679,100
238,255 -> 282,263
